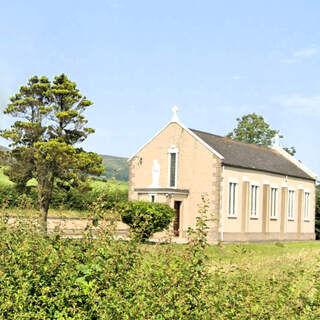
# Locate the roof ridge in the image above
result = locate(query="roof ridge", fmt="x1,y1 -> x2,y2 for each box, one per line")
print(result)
189,128 -> 277,153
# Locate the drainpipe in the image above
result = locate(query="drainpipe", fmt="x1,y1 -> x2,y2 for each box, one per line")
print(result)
221,165 -> 225,242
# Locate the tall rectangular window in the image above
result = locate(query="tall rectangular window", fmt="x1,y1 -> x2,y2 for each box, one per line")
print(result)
250,185 -> 259,218
270,187 -> 278,219
169,152 -> 177,187
304,192 -> 310,221
228,182 -> 238,217
288,190 -> 295,220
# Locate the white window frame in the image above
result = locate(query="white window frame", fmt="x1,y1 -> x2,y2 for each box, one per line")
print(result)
304,191 -> 310,221
270,186 -> 278,220
287,188 -> 295,221
149,194 -> 157,203
168,146 -> 178,188
228,178 -> 238,218
250,182 -> 259,219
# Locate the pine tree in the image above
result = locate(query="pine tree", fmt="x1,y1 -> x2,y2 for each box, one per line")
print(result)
1,74 -> 104,232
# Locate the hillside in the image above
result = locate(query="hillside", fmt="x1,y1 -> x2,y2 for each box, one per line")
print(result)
100,154 -> 129,181
0,145 -> 129,181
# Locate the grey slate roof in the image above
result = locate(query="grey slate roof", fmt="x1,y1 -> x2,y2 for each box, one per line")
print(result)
190,129 -> 315,181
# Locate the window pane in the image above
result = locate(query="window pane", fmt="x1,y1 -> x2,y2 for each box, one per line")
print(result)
228,182 -> 237,217
169,153 -> 176,187
270,188 -> 274,217
305,193 -> 310,219
271,188 -> 277,218
254,186 -> 258,216
229,183 -> 232,216
233,184 -> 236,216
274,189 -> 277,217
251,186 -> 258,217
251,186 -> 254,216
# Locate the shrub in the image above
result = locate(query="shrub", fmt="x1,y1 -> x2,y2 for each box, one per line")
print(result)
0,198 -> 210,319
120,201 -> 175,241
0,185 -> 37,209
1,197 -> 320,318
0,183 -> 128,213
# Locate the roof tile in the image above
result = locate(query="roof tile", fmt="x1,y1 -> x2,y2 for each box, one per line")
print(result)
190,128 -> 314,181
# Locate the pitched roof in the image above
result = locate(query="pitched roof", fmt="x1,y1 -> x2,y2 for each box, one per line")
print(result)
190,128 -> 315,181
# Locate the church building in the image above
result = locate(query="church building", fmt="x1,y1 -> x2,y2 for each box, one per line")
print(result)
128,108 -> 316,243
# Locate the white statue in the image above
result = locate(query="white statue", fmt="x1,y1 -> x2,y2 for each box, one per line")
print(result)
150,160 -> 160,187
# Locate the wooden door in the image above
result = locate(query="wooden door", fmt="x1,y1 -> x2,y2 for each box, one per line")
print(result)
173,201 -> 181,237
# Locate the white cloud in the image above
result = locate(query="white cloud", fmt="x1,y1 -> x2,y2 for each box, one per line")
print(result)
282,47 -> 318,64
293,48 -> 317,58
271,94 -> 320,115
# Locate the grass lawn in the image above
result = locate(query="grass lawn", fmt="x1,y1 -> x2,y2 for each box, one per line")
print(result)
205,241 -> 320,271
144,240 -> 320,301
144,240 -> 320,273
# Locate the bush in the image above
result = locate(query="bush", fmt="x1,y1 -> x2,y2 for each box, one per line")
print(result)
120,201 -> 175,241
0,185 -> 37,209
1,198 -> 320,318
0,201 -> 211,319
0,183 -> 128,212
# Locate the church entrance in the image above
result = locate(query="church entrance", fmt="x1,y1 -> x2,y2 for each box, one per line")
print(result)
173,201 -> 182,237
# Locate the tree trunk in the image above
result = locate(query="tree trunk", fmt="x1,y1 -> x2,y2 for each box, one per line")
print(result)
37,175 -> 54,235
40,199 -> 50,234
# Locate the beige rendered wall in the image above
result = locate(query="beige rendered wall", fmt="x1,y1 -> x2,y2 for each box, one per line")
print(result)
129,122 -> 222,240
222,166 -> 315,242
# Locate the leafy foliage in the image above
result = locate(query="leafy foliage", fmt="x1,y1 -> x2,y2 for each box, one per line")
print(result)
227,113 -> 280,147
1,199 -> 320,318
120,201 -> 175,242
1,147 -> 130,181
283,146 -> 296,156
0,74 -> 104,231
0,179 -> 128,212
227,113 -> 296,154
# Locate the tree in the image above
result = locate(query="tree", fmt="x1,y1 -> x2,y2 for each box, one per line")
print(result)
227,113 -> 296,155
0,74 -> 104,232
283,146 -> 296,156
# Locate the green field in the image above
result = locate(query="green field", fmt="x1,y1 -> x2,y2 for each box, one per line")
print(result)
90,178 -> 128,193
147,240 -> 320,273
205,241 -> 320,275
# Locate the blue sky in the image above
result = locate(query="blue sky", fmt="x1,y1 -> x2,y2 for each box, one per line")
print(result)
0,0 -> 319,176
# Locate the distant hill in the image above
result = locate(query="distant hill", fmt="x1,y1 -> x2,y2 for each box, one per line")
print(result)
100,154 -> 129,181
0,145 -> 129,181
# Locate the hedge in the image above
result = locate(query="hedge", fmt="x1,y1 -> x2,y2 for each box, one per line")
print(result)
0,184 -> 128,211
